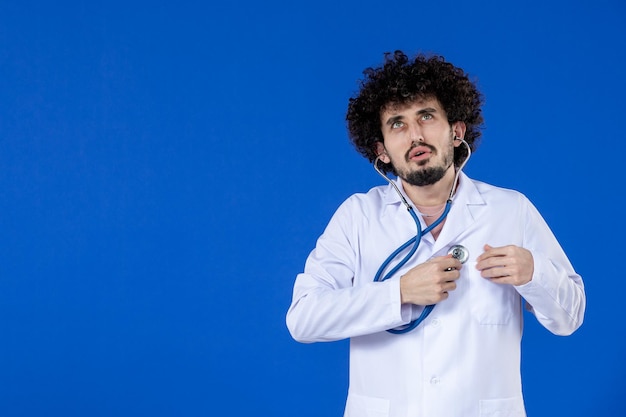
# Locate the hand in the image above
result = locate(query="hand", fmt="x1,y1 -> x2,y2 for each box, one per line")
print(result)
475,244 -> 534,286
400,255 -> 462,305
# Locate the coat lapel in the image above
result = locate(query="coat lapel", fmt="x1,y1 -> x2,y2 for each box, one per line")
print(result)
432,172 -> 486,255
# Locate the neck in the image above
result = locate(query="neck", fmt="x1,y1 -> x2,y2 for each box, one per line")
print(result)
401,167 -> 457,208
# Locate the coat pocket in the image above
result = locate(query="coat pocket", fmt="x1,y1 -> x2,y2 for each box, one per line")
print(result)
479,396 -> 526,416
344,392 -> 389,417
468,263 -> 520,325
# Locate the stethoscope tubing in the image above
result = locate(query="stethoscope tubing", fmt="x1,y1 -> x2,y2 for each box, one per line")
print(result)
373,201 -> 451,334
373,201 -> 451,283
371,138 -> 471,334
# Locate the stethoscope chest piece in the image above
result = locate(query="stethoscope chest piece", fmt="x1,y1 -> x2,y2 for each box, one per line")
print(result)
448,245 -> 469,264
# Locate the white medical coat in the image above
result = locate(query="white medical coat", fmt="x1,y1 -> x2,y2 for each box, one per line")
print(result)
286,173 -> 585,417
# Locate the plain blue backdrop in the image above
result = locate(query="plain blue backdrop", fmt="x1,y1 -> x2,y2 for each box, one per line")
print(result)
1,0 -> 624,415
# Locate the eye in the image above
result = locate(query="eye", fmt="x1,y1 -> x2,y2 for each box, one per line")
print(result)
391,121 -> 404,129
421,113 -> 433,121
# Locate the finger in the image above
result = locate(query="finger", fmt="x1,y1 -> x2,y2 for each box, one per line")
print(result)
442,268 -> 461,282
426,255 -> 460,272
438,281 -> 458,301
476,244 -> 497,262
445,281 -> 457,292
444,265 -> 462,274
443,257 -> 463,270
486,275 -> 519,286
477,254 -> 507,270
476,245 -> 515,266
428,254 -> 454,264
480,264 -> 512,279
479,244 -> 515,258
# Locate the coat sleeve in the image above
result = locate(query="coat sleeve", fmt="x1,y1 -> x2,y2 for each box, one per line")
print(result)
514,196 -> 586,335
285,197 -> 413,343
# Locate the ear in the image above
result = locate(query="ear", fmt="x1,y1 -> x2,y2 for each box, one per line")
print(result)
452,122 -> 467,147
375,141 -> 390,163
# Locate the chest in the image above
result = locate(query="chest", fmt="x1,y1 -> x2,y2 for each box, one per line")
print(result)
353,203 -> 524,285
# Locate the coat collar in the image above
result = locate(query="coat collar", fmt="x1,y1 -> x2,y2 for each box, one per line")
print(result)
380,172 -> 486,253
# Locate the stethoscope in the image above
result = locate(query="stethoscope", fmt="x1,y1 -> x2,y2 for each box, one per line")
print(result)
372,137 -> 471,334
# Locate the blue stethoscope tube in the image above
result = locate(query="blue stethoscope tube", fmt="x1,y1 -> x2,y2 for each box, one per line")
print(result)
372,138 -> 471,334
373,200 -> 451,334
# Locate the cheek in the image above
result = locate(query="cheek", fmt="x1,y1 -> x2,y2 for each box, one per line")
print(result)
383,135 -> 409,153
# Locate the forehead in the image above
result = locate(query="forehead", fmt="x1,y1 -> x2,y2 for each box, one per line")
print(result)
381,96 -> 444,117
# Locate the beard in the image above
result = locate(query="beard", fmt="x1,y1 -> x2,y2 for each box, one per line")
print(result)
393,142 -> 455,186
401,166 -> 448,186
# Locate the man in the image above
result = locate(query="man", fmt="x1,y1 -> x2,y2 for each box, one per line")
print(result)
286,50 -> 585,417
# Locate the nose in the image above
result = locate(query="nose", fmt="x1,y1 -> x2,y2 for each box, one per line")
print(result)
407,122 -> 424,142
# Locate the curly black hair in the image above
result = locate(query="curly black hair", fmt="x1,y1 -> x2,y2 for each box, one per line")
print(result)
346,50 -> 484,174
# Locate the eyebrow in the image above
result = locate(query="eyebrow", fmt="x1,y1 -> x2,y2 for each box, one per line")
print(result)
384,107 -> 438,126
385,115 -> 404,126
417,107 -> 438,115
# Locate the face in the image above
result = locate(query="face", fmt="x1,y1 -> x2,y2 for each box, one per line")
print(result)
377,97 -> 465,187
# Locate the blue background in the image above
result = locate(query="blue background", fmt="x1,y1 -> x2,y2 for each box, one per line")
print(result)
1,1 -> 624,415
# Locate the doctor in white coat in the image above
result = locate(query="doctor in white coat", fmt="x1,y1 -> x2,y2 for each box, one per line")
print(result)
286,51 -> 585,417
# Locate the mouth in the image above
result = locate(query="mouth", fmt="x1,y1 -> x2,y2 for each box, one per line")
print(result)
408,146 -> 433,162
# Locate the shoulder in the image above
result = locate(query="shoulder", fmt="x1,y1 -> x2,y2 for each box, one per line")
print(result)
318,184 -> 390,240
331,184 -> 391,221
343,183 -> 393,209
460,175 -> 540,219
467,177 -> 531,205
